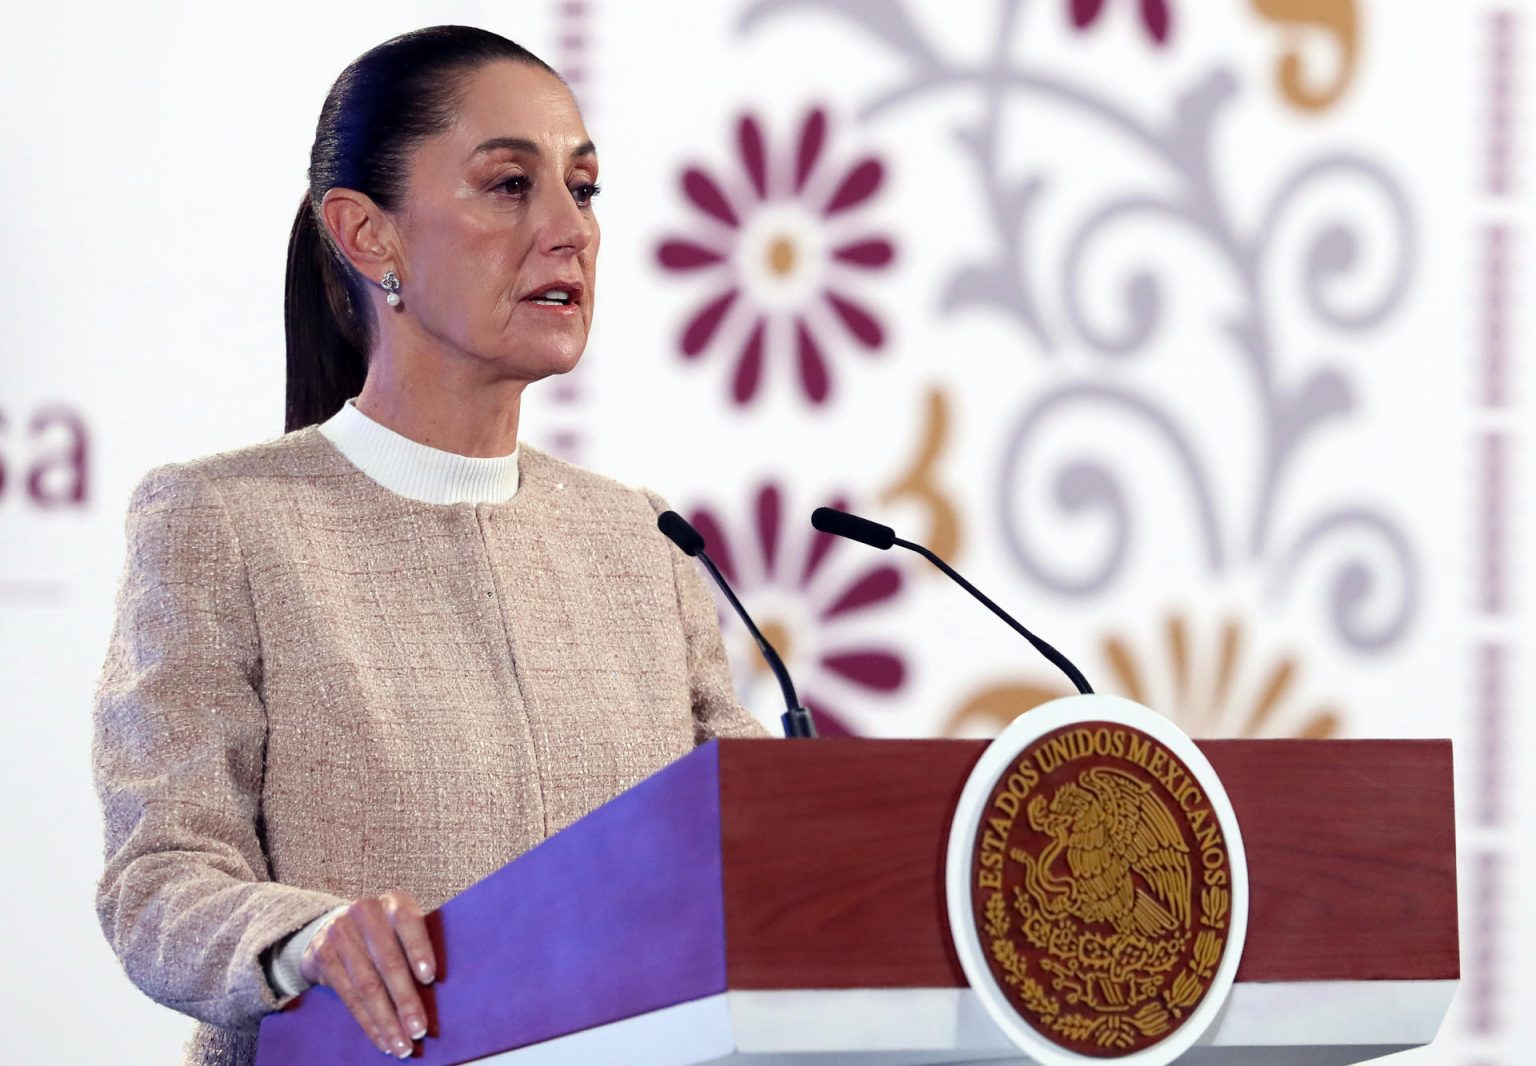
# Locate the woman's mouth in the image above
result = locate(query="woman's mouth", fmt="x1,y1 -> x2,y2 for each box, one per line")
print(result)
524,281 -> 584,310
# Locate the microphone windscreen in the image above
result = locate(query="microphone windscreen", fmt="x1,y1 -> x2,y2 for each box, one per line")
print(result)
657,510 -> 706,557
811,506 -> 896,550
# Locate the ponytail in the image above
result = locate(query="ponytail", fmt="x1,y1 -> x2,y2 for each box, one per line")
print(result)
283,196 -> 368,432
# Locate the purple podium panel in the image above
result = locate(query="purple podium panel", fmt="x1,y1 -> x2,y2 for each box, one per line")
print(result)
256,742 -> 730,1066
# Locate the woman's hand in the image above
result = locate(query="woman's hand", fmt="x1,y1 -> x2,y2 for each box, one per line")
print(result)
299,890 -> 437,1059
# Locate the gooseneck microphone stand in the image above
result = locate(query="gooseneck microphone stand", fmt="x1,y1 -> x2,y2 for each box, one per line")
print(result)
657,510 -> 817,739
811,506 -> 1093,696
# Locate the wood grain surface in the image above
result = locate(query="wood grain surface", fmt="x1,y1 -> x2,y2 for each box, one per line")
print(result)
717,737 -> 1457,988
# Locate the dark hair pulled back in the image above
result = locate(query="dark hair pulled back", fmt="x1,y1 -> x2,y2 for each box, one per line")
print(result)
284,25 -> 556,431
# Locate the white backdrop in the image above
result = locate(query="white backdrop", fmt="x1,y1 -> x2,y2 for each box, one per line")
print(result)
0,2 -> 1529,1063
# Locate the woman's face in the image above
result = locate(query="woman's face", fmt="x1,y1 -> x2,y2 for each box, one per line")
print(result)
391,61 -> 599,380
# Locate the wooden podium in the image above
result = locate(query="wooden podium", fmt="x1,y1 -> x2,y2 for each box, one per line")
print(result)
255,738 -> 1457,1065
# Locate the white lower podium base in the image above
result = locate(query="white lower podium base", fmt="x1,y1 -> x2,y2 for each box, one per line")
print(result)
479,981 -> 1455,1065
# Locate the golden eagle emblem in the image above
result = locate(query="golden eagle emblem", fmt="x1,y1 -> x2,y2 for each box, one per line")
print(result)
1019,767 -> 1191,938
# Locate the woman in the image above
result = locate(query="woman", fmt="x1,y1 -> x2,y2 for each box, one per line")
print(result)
93,25 -> 766,1065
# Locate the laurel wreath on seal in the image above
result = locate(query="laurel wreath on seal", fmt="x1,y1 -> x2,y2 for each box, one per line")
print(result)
984,884 -> 1229,1048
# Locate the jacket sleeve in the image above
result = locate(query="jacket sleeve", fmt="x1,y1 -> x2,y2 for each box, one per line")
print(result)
92,464 -> 345,1031
642,489 -> 770,742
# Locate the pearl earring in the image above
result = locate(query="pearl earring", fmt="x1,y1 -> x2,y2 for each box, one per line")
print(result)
380,271 -> 401,307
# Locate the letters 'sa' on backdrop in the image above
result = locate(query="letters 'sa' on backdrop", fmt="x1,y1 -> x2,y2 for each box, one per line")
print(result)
0,2 -> 1528,1063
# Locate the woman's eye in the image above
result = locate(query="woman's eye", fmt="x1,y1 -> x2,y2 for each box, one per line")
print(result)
572,182 -> 602,206
497,175 -> 529,196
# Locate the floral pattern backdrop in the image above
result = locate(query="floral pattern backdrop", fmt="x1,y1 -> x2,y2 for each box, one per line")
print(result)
0,2 -> 1526,1063
567,2 -> 1527,1063
599,0 -> 1430,750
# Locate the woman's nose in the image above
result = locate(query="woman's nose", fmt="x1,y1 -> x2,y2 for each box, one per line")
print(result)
536,185 -> 594,255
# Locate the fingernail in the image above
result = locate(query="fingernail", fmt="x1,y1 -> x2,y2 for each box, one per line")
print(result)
417,961 -> 435,984
408,1018 -> 427,1040
393,1036 -> 411,1058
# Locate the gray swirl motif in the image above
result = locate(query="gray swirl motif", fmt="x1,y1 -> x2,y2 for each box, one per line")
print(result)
740,0 -> 1419,654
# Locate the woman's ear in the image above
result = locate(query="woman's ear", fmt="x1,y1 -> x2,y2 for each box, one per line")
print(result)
320,187 -> 402,279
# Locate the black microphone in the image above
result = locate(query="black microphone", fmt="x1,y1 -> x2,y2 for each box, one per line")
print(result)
810,507 -> 1093,696
657,510 -> 818,739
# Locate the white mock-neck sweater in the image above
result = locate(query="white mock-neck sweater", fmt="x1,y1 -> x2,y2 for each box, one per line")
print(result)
318,399 -> 520,505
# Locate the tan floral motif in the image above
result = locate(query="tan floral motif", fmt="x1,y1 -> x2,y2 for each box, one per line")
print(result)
877,387 -> 962,563
1251,0 -> 1360,112
942,610 -> 1342,740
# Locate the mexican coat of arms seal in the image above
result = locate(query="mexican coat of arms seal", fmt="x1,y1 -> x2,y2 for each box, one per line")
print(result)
946,694 -> 1249,1065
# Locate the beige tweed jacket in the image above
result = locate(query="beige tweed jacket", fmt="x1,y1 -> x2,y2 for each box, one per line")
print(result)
92,428 -> 766,1066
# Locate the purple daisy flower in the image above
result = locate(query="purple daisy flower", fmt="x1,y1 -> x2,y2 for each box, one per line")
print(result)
688,483 -> 907,734
657,108 -> 895,405
1070,0 -> 1172,44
